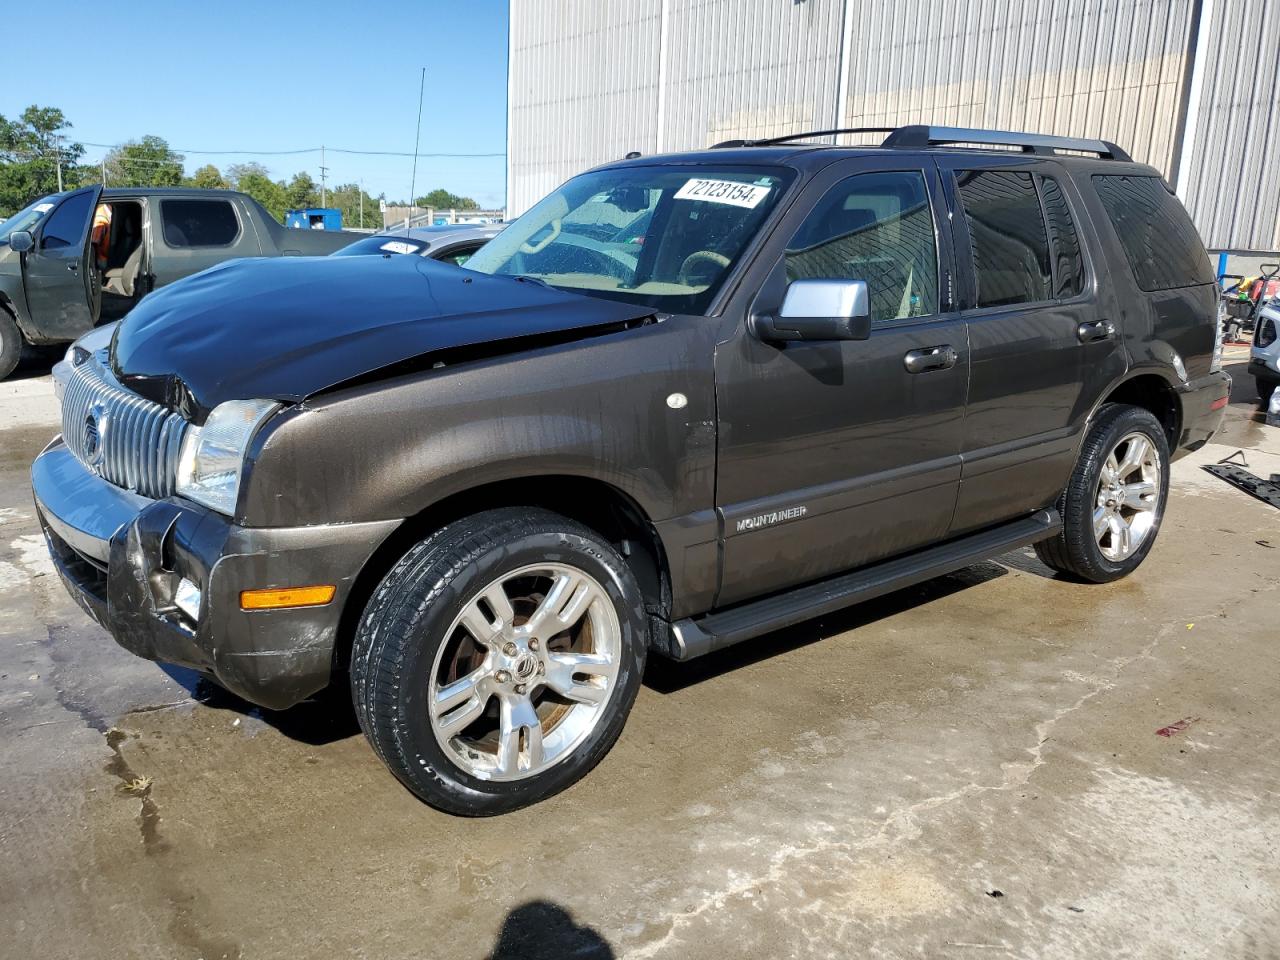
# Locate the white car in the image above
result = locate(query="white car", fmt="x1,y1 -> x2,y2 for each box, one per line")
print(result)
1250,299 -> 1280,406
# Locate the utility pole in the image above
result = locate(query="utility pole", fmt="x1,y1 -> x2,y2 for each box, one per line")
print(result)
359,179 -> 364,229
54,135 -> 63,192
319,144 -> 328,208
101,157 -> 107,187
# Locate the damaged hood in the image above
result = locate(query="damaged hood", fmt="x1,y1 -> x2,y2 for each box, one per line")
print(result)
111,255 -> 653,419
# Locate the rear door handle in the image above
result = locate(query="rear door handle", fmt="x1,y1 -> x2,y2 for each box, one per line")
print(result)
1077,319 -> 1115,343
67,262 -> 78,272
904,345 -> 958,374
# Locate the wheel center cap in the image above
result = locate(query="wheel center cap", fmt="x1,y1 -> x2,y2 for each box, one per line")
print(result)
512,653 -> 539,682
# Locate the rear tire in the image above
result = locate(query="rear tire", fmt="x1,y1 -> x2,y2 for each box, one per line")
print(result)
1035,404 -> 1170,583
350,507 -> 647,816
0,309 -> 21,381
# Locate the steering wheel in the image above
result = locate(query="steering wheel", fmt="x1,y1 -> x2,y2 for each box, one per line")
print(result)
519,218 -> 561,255
678,250 -> 730,285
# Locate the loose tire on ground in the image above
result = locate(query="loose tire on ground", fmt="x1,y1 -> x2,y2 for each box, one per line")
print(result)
1035,403 -> 1170,583
0,309 -> 22,381
350,507 -> 648,816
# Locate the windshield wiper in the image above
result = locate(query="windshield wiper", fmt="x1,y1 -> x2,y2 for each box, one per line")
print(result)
511,274 -> 552,288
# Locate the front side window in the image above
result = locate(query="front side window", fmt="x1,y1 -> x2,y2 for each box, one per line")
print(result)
1092,175 -> 1214,291
465,165 -> 793,314
39,191 -> 95,251
160,199 -> 240,248
436,243 -> 483,266
785,170 -> 939,322
956,170 -> 1051,308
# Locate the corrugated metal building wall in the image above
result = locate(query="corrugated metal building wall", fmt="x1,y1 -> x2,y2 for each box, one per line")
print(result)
507,0 -> 1280,253
1178,0 -> 1280,251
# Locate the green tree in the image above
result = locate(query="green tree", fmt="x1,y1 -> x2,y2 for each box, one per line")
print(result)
285,171 -> 318,210
186,164 -> 228,189
102,135 -> 184,187
414,187 -> 479,211
327,183 -> 385,230
0,105 -> 85,215
224,163 -> 287,221
225,162 -> 272,185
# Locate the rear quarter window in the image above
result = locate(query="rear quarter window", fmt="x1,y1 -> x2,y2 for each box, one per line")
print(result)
1091,175 -> 1213,291
160,199 -> 241,248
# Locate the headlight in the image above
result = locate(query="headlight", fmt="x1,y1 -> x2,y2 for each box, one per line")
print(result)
176,399 -> 278,515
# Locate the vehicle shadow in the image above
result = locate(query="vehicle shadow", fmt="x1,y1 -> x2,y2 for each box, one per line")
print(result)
156,556 -> 1031,740
644,558 -> 1012,694
10,345 -> 62,381
1225,357 -> 1268,416
482,901 -> 614,960
156,664 -> 362,746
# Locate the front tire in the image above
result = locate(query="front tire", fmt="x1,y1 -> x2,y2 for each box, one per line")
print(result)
351,508 -> 647,816
0,309 -> 22,381
1035,404 -> 1170,583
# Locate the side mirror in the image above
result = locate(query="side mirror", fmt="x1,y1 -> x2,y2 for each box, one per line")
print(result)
751,279 -> 872,342
8,230 -> 33,254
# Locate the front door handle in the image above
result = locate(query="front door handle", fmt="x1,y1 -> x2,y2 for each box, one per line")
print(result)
1077,319 -> 1115,343
67,261 -> 79,272
904,345 -> 958,374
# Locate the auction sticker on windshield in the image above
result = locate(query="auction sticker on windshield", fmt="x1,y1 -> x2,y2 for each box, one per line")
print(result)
674,179 -> 771,209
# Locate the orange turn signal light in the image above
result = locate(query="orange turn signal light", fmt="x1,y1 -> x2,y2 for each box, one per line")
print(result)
240,584 -> 336,611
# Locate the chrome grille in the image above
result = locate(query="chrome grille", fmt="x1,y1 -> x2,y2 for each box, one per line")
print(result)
58,350 -> 188,499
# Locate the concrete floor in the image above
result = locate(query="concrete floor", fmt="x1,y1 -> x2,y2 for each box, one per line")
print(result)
1,348 -> 1277,960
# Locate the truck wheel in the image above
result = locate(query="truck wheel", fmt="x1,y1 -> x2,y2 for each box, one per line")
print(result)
1258,379 -> 1276,407
1035,404 -> 1170,583
0,309 -> 21,381
351,507 -> 647,816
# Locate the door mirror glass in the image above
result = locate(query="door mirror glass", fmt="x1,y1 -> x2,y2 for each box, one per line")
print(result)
8,230 -> 33,253
753,279 -> 872,341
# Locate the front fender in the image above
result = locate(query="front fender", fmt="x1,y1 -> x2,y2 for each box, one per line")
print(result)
237,317 -> 718,531
0,265 -> 34,340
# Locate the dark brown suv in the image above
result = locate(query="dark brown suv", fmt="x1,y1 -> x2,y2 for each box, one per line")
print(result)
32,125 -> 1229,815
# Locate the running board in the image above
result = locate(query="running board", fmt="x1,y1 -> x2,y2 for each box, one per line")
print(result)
668,509 -> 1061,660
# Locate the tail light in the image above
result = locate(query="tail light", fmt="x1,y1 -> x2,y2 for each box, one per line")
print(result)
1211,301 -> 1225,372
1257,317 -> 1277,348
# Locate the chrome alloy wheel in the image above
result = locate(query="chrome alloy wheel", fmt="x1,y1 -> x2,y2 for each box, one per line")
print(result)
428,563 -> 622,782
1094,431 -> 1161,562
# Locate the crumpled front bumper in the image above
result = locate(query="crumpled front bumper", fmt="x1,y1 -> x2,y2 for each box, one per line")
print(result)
32,438 -> 397,710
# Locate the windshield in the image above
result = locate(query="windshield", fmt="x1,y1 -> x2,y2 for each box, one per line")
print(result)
465,165 -> 793,314
330,235 -> 430,257
0,195 -> 59,242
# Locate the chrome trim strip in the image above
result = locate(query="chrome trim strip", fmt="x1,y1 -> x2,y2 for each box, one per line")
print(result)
57,351 -> 187,499
32,442 -> 152,563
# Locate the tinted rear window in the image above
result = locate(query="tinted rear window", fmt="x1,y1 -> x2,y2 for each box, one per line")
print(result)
1092,175 -> 1213,291
160,199 -> 240,248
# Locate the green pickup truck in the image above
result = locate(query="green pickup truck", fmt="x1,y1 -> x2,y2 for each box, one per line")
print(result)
0,185 -> 361,379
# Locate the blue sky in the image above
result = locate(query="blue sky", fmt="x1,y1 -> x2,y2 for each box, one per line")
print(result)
2,1 -> 510,207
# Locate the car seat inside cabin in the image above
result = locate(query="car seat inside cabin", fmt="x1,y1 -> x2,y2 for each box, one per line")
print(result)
93,200 -> 145,321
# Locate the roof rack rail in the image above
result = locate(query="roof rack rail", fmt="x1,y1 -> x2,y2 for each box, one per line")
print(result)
711,127 -> 896,149
880,125 -> 1131,161
710,124 -> 1131,161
